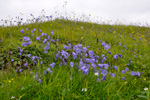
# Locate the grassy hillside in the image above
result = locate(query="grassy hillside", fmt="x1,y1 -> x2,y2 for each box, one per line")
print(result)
0,19 -> 150,99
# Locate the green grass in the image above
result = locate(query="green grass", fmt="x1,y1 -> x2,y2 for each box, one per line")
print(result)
0,19 -> 150,100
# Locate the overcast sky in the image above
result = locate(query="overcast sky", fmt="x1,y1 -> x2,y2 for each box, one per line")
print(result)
0,0 -> 150,26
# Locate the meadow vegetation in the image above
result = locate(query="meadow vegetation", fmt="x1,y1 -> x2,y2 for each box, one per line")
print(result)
0,16 -> 150,99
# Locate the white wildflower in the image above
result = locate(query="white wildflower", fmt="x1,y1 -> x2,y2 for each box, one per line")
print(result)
144,87 -> 148,91
94,72 -> 99,76
33,76 -> 35,79
11,96 -> 15,99
82,88 -> 87,92
70,76 -> 72,80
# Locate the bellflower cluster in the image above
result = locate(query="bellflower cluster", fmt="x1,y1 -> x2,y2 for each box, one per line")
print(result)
31,28 -> 36,33
72,52 -> 78,59
49,62 -> 55,68
43,38 -> 47,44
82,47 -> 87,53
88,50 -> 95,58
131,71 -> 140,76
44,42 -> 50,53
47,67 -> 53,73
22,33 -> 141,85
18,27 -> 143,84
22,36 -> 31,47
30,56 -> 39,63
18,47 -> 23,56
61,50 -> 69,59
41,33 -> 47,36
101,41 -> 110,50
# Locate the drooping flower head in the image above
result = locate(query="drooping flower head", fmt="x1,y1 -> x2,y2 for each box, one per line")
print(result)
47,36 -> 50,40
98,64 -> 103,69
125,67 -> 129,72
47,68 -> 53,73
91,63 -> 96,70
78,44 -> 82,48
40,61 -> 43,65
101,41 -> 106,46
72,52 -> 77,59
11,59 -> 14,62
122,76 -> 125,80
22,42 -> 27,47
113,54 -> 118,59
68,43 -> 72,50
104,44 -> 110,50
108,51 -> 111,54
88,50 -> 94,58
27,41 -> 31,45
76,48 -> 81,54
82,47 -> 87,53
43,70 -> 47,74
51,31 -> 54,35
61,50 -> 69,59
118,54 -> 122,57
43,38 -> 47,44
24,63 -> 27,67
49,62 -> 55,68
114,66 -> 118,70
27,54 -> 31,57
90,58 -> 95,64
131,71 -> 140,76
23,36 -> 30,42
70,62 -> 74,68
110,73 -> 115,78
103,64 -> 109,69
20,29 -> 24,33
121,70 -> 125,74
36,37 -> 40,41
101,69 -> 107,76
119,42 -> 121,46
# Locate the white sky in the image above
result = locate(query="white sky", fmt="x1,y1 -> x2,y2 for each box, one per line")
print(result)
0,0 -> 150,26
